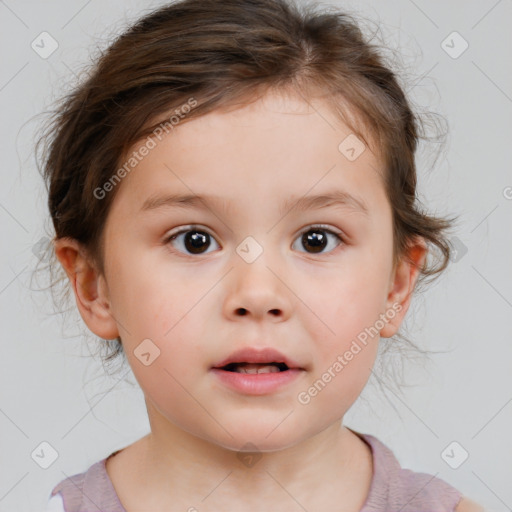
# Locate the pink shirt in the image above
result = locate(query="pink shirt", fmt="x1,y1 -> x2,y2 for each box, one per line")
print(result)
47,430 -> 464,511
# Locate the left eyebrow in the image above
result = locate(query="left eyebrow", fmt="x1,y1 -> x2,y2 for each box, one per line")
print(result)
140,190 -> 370,216
279,190 -> 369,217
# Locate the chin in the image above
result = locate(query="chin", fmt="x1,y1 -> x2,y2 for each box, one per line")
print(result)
202,422 -> 306,454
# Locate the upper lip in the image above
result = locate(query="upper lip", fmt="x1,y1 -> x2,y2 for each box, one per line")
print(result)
211,347 -> 305,370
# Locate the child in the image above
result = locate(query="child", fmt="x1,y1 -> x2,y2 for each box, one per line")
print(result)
39,0 -> 484,510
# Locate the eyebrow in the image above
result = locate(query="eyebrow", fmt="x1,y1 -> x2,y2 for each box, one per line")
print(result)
140,190 -> 369,216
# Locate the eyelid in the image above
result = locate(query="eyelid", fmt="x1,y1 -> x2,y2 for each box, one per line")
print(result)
163,224 -> 216,244
297,223 -> 344,238
164,223 -> 212,237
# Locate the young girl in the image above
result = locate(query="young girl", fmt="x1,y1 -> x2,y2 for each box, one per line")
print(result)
40,0 -> 484,510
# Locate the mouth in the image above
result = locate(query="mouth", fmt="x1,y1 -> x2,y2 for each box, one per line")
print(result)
210,348 -> 305,395
211,346 -> 305,374
217,362 -> 290,374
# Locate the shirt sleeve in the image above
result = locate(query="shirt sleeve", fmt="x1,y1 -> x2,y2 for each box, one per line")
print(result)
46,493 -> 66,512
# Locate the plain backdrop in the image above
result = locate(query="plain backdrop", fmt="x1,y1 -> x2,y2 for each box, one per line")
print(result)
0,0 -> 511,510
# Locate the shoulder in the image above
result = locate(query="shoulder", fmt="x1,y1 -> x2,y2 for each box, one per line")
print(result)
48,455 -> 112,511
455,497 -> 486,512
353,431 -> 467,512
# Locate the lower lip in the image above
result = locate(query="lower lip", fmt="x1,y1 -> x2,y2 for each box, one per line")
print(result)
210,368 -> 303,395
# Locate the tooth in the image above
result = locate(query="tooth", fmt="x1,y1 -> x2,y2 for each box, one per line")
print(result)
235,364 -> 280,374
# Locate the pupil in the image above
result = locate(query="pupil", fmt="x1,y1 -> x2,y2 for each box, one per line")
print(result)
303,230 -> 326,253
185,231 -> 209,254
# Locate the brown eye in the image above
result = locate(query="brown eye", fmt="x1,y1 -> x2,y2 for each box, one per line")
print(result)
293,226 -> 343,254
165,227 -> 220,255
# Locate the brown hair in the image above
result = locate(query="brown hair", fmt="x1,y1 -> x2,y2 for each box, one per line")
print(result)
36,0 -> 458,389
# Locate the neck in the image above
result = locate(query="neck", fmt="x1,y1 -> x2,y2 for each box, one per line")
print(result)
119,403 -> 373,510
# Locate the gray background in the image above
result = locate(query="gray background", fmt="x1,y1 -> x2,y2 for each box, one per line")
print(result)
0,0 -> 511,510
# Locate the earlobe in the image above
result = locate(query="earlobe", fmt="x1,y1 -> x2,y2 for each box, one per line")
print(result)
380,238 -> 427,338
53,237 -> 119,340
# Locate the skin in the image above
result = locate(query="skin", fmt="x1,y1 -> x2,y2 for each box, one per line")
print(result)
55,88 -> 433,511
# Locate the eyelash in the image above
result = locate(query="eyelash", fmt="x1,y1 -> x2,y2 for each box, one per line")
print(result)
163,224 -> 345,257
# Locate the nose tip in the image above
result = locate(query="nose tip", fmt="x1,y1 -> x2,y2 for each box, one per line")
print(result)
224,252 -> 291,322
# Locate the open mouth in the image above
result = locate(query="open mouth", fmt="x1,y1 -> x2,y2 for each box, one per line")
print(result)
219,362 -> 289,374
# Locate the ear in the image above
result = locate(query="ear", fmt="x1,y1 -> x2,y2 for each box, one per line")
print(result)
53,237 -> 119,340
380,238 -> 427,338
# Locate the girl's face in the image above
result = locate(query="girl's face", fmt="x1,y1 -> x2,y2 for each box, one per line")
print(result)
79,91 -> 420,452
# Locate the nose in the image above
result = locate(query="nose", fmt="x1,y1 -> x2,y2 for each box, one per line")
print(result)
223,255 -> 292,322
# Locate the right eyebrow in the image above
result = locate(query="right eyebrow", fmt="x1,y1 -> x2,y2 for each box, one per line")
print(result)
141,193 -> 232,214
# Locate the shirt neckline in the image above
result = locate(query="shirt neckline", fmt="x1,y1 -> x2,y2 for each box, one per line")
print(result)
99,428 -> 389,511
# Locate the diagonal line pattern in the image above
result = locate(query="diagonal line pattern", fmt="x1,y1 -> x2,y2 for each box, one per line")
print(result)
163,268 -> 234,337
163,163 -> 233,233
370,370 -> 439,438
0,472 -> 29,502
61,0 -> 93,29
471,470 -> 511,510
470,204 -> 499,233
56,470 -> 103,511
0,62 -> 29,92
60,368 -> 132,439
0,407 -> 29,439
397,473 -> 440,512
265,265 -> 336,335
265,409 -> 294,438
0,265 -> 27,296
407,0 -> 439,28
200,470 -> 233,501
472,61 -> 512,104
471,0 -> 504,30
471,266 -> 512,309
471,396 -> 512,439
265,470 -> 310,511
406,62 -> 439,94
0,0 -> 29,29
163,368 -> 234,438
293,87 -> 336,131
266,164 -> 337,234
61,61 -> 79,80
0,203 -> 29,233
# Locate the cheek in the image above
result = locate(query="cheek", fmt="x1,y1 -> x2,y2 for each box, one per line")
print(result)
302,259 -> 390,337
130,356 -> 211,437
294,249 -> 390,382
107,249 -> 185,336
124,315 -> 205,412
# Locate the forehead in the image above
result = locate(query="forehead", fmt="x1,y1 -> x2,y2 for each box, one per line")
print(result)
110,90 -> 387,218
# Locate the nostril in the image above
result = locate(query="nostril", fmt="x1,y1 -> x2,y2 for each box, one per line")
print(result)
237,308 -> 248,315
